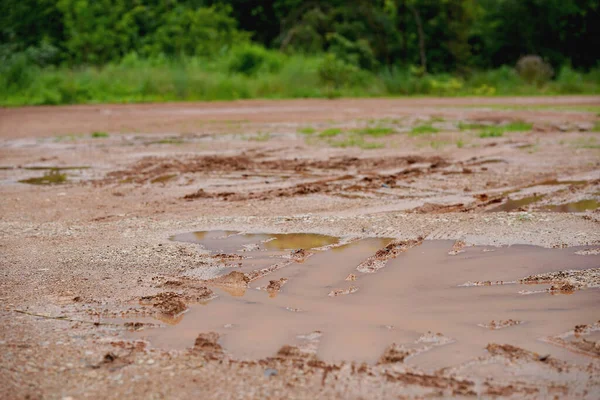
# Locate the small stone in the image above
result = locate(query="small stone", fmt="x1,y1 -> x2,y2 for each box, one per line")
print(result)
264,368 -> 278,377
146,359 -> 155,365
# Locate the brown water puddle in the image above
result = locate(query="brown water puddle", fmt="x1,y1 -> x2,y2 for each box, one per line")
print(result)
541,199 -> 600,213
127,232 -> 600,368
490,194 -> 545,212
491,196 -> 599,213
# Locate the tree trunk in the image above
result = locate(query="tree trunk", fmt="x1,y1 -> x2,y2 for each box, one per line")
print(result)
408,4 -> 427,74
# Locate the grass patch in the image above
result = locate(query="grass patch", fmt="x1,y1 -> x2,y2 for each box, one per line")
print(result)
503,121 -> 533,131
456,139 -> 465,148
458,122 -> 487,130
571,137 -> 600,149
297,126 -> 316,135
19,170 -> 68,185
329,136 -> 384,149
352,127 -> 395,137
410,124 -> 439,135
91,131 -> 109,138
151,138 -> 185,145
319,128 -> 343,138
591,121 -> 600,132
477,121 -> 532,138
479,127 -> 505,138
23,166 -> 89,170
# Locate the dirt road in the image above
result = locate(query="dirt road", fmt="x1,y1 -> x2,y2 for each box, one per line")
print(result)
1,97 -> 599,399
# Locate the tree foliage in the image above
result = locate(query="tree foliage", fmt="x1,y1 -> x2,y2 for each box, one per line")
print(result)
0,0 -> 598,72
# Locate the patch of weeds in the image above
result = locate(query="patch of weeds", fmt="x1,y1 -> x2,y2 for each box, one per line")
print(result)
297,126 -> 316,135
19,170 -> 68,185
479,127 -> 504,138
429,116 -> 445,122
330,136 -> 384,149
429,140 -> 450,150
91,131 -> 109,138
410,124 -> 439,135
591,121 -> 600,132
319,128 -> 343,138
571,137 -> 600,149
23,166 -> 89,170
517,213 -> 532,221
456,139 -> 465,148
150,174 -> 178,183
503,121 -> 532,131
352,127 -> 395,137
157,138 -> 185,145
458,122 -> 487,131
250,132 -> 271,142
54,134 -> 79,142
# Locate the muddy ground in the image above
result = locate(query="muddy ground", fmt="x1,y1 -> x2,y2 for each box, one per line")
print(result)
1,97 -> 599,399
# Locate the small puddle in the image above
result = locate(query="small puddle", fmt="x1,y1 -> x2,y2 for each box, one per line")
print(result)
19,170 -> 69,185
541,199 -> 600,213
489,194 -> 545,212
125,232 -> 600,367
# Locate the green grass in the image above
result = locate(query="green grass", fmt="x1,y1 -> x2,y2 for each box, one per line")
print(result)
591,121 -> 600,132
456,139 -> 465,148
503,121 -> 533,131
319,128 -> 343,138
477,121 -> 532,138
458,122 -> 487,130
91,131 -> 109,138
571,137 -> 600,149
410,125 -> 439,135
479,127 -> 505,138
2,55 -> 599,107
329,136 -> 384,149
352,127 -> 395,137
297,126 -> 316,135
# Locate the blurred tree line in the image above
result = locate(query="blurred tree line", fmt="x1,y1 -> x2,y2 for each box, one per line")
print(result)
1,0 -> 598,72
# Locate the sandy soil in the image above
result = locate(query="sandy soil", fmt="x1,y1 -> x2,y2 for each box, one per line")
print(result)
1,96 -> 600,399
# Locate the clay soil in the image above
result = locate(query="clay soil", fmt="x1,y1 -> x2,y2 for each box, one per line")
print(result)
1,96 -> 600,399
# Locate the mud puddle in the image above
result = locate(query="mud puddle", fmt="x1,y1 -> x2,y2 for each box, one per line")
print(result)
127,233 -> 599,368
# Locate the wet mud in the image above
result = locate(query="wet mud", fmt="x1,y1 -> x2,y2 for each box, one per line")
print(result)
126,232 -> 600,370
3,97 -> 600,399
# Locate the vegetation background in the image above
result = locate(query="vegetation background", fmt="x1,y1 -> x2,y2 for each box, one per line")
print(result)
1,0 -> 599,106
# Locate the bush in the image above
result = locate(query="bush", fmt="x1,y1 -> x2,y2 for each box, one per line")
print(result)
515,55 -> 554,86
318,53 -> 365,90
228,45 -> 284,76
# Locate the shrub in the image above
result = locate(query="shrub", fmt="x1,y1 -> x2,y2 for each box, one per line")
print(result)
318,53 -> 367,90
228,45 -> 284,76
515,55 -> 554,86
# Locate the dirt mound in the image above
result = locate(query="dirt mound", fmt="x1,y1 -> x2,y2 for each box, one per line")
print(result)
208,271 -> 250,287
378,344 -> 413,364
194,332 -> 223,357
357,237 -> 423,273
139,292 -> 188,317
266,278 -> 288,293
520,268 -> 600,290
